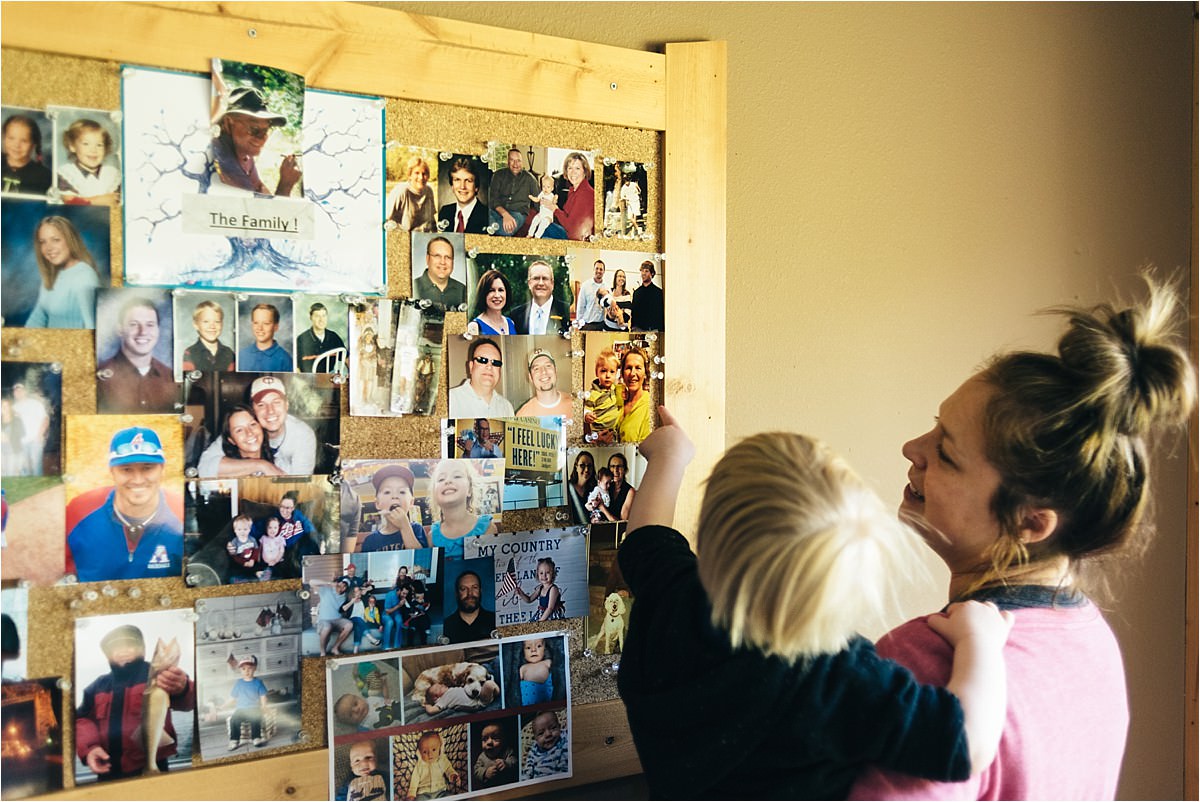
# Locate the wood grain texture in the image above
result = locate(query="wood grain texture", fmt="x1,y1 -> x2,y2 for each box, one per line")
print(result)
0,1 -> 667,130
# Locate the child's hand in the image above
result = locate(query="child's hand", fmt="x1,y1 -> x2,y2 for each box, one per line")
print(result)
928,600 -> 1014,651
636,406 -> 694,466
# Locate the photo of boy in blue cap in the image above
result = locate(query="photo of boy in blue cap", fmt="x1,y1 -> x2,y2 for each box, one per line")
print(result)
66,425 -> 183,582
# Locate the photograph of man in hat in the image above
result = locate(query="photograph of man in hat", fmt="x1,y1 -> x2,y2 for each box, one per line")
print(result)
74,616 -> 194,782
66,426 -> 184,582
210,85 -> 301,197
357,463 -> 428,552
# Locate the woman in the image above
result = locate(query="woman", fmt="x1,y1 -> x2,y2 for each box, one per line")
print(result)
386,156 -> 436,232
428,459 -> 498,560
382,569 -> 413,649
25,215 -> 101,329
851,276 -> 1196,800
216,404 -> 283,477
546,152 -> 594,241
603,269 -> 632,331
618,346 -> 651,443
566,450 -> 597,525
466,270 -> 515,336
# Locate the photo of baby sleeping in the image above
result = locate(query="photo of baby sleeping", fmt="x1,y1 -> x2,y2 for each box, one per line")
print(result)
399,644 -> 502,726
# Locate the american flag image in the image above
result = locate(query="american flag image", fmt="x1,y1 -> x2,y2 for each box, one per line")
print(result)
500,557 -> 519,598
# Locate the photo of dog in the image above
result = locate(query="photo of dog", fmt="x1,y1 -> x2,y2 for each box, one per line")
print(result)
409,661 -> 493,703
590,592 -> 628,655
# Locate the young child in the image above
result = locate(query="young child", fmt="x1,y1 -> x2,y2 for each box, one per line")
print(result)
405,590 -> 431,646
56,118 -> 121,205
473,721 -> 517,788
525,173 -> 557,239
585,467 -> 613,523
338,740 -> 387,801
584,349 -> 622,445
225,514 -> 261,584
258,517 -> 286,581
515,637 -> 554,705
617,406 -> 1014,798
358,464 -> 428,552
333,661 -> 396,731
422,678 -> 499,716
513,560 -> 565,623
226,655 -> 268,750
406,730 -> 460,800
522,711 -> 567,779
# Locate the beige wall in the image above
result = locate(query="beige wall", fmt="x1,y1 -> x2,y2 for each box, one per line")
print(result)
378,3 -> 1195,798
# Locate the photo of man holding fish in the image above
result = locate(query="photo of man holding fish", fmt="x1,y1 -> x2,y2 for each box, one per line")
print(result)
73,611 -> 196,783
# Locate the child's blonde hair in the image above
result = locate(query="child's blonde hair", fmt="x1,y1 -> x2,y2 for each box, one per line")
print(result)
594,348 -> 618,373
696,432 -> 925,661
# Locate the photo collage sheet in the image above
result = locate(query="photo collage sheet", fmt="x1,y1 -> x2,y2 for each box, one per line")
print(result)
0,55 -> 663,802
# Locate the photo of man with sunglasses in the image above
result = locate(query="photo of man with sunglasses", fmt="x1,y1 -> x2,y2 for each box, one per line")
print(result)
448,337 -> 514,418
210,86 -> 301,197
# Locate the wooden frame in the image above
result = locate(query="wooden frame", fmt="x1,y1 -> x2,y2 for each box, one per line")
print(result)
1,3 -> 726,798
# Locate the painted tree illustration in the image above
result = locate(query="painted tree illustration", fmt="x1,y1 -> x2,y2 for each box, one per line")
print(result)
129,74 -> 380,287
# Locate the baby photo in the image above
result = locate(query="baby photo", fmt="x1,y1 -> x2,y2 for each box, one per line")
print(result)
73,608 -> 196,784
193,590 -> 303,761
399,643 -> 502,726
501,635 -> 567,709
0,197 -> 111,329
385,144 -> 438,232
519,708 -> 569,782
2,106 -> 53,198
328,656 -> 403,736
48,105 -> 121,206
393,724 -> 468,800
333,736 -> 392,801
94,288 -> 181,415
468,716 -> 519,792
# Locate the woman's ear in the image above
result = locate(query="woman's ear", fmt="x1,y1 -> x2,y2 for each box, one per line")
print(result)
1018,508 -> 1059,545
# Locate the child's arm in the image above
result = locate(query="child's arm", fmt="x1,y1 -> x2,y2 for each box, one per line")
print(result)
535,584 -> 561,621
927,600 -> 1014,774
626,406 -> 694,533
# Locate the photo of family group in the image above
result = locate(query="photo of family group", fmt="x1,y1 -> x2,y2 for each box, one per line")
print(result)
301,552 -> 445,658
184,474 -> 338,586
564,445 -> 644,527
326,633 -> 570,800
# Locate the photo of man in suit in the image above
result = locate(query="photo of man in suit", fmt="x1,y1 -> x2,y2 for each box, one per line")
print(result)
510,260 -> 570,336
437,157 -> 489,234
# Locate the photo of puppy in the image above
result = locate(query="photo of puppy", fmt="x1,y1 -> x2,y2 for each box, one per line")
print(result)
409,661 -> 493,703
591,592 -> 627,654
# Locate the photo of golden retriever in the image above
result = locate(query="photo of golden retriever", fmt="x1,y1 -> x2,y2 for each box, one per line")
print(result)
590,592 -> 628,654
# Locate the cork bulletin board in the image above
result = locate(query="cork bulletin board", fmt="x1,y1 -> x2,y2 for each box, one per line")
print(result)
0,3 -> 726,798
